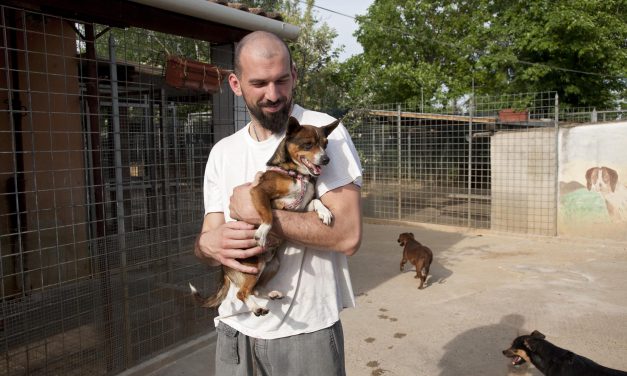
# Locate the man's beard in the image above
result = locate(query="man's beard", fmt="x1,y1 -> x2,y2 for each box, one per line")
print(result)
244,94 -> 293,133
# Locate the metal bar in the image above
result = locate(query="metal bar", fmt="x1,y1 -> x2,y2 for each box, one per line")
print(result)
84,22 -> 115,372
397,104 -> 401,221
467,94 -> 474,227
553,93 -> 559,236
108,33 -> 133,367
3,6 -> 29,297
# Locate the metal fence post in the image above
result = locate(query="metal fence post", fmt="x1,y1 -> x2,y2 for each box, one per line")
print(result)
109,34 -> 133,367
553,92 -> 559,236
397,104 -> 402,220
467,94 -> 474,227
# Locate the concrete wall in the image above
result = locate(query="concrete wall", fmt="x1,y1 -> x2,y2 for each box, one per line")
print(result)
491,128 -> 557,235
558,122 -> 627,240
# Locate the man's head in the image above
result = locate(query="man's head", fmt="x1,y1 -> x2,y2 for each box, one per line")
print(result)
229,31 -> 297,133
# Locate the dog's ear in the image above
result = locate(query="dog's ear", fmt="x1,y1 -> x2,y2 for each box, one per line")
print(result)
322,119 -> 340,137
585,168 -> 596,191
530,330 -> 545,339
286,116 -> 301,136
409,233 -> 415,238
603,167 -> 618,192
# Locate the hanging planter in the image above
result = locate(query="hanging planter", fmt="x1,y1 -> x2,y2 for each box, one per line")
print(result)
498,108 -> 528,123
164,55 -> 230,94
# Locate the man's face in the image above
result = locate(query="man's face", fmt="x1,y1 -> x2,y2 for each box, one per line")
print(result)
229,47 -> 297,133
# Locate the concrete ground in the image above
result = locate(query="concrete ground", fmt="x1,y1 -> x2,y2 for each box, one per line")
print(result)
129,221 -> 627,376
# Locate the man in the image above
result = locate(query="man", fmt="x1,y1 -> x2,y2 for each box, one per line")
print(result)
194,30 -> 362,375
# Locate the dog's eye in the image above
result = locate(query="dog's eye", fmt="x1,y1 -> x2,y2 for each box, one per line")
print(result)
302,143 -> 313,150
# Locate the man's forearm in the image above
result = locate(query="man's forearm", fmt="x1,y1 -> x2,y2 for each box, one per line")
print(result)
270,185 -> 362,255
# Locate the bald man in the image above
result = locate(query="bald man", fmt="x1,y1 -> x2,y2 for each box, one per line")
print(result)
194,31 -> 362,375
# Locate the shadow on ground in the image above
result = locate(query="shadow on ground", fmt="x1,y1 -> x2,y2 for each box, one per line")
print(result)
438,314 -> 542,376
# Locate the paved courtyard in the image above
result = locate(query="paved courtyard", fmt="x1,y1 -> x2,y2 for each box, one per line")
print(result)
344,221 -> 627,375
137,221 -> 627,376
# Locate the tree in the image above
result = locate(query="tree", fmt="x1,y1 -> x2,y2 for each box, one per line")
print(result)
282,0 -> 345,112
344,0 -> 626,108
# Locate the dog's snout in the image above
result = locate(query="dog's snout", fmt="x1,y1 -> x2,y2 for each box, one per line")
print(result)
320,155 -> 330,165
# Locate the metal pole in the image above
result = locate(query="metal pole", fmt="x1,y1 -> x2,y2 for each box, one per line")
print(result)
109,34 -> 133,366
172,105 -> 183,256
553,93 -> 559,236
467,93 -> 474,227
371,126 -> 376,183
397,104 -> 402,220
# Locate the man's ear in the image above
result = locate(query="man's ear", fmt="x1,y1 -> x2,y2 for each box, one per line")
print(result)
286,116 -> 301,136
228,73 -> 242,96
291,60 -> 298,84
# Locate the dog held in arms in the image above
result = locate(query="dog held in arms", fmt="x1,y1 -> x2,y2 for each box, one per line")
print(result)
503,330 -> 627,376
397,232 -> 433,289
190,116 -> 339,316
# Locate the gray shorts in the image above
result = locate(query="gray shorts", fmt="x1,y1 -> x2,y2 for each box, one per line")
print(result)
214,320 -> 346,376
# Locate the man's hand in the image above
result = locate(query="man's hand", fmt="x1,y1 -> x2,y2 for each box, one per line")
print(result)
195,220 -> 264,274
229,182 -> 263,225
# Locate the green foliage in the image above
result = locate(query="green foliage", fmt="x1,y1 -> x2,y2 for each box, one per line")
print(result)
91,26 -> 212,67
281,0 -> 345,113
343,0 -> 626,108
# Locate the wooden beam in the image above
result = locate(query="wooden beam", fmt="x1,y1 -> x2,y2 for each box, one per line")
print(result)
368,110 -> 497,124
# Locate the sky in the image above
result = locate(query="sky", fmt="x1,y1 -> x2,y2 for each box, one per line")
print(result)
311,0 -> 375,61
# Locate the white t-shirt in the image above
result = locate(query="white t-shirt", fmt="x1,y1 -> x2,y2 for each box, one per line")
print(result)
203,105 -> 362,339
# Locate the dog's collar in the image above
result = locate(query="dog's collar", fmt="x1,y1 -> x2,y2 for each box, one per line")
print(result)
266,166 -> 310,183
266,166 -> 311,210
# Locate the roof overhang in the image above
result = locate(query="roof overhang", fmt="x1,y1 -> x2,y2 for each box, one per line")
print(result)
3,0 -> 300,44
129,0 -> 300,41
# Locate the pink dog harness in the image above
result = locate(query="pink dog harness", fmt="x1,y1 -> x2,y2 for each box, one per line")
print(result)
266,166 -> 311,210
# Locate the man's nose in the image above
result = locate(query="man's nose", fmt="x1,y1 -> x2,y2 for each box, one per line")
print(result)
265,83 -> 280,102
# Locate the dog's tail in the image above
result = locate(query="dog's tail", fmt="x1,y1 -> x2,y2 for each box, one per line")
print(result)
189,275 -> 230,308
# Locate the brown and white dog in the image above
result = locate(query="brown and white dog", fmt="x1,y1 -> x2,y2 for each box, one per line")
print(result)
585,166 -> 627,222
397,232 -> 433,289
191,116 -> 339,316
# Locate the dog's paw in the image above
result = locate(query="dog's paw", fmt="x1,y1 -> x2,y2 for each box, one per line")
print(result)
268,290 -> 284,300
253,307 -> 269,316
311,200 -> 333,225
254,223 -> 272,247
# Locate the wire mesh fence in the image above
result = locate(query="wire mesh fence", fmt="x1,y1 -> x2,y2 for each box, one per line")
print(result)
347,92 -> 559,235
0,3 -> 624,376
0,6 -> 234,375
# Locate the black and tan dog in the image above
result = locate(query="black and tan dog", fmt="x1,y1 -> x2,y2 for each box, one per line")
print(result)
503,330 -> 627,376
397,232 -> 433,289
191,116 -> 339,316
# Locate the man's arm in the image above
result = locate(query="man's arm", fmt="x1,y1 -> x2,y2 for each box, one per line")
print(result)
229,183 -> 362,256
194,212 -> 265,273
